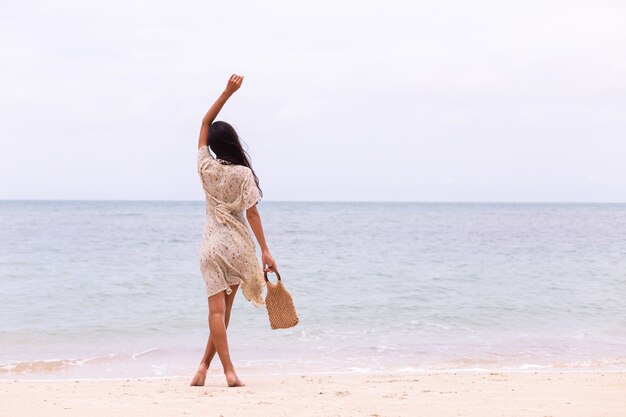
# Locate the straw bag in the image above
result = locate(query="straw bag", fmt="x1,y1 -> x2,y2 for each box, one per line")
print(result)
264,271 -> 299,329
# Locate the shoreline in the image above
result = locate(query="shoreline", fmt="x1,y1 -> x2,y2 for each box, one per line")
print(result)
3,371 -> 626,417
5,363 -> 626,382
5,366 -> 626,382
4,354 -> 626,381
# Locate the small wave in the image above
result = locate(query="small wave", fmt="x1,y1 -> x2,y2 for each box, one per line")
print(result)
552,357 -> 626,369
347,367 -> 372,373
0,349 -> 161,375
132,348 -> 160,360
517,363 -> 554,370
0,354 -> 118,374
442,357 -> 501,367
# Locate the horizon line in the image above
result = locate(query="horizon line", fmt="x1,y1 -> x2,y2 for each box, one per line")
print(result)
1,199 -> 626,204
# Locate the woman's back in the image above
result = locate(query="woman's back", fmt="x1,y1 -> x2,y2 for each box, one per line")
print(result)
197,145 -> 259,212
197,144 -> 264,307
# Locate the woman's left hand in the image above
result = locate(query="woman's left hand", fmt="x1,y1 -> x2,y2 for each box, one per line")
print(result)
262,251 -> 277,273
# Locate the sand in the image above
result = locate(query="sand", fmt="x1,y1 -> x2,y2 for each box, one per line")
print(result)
2,372 -> 626,417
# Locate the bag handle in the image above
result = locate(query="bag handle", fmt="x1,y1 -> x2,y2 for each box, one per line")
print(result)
264,270 -> 282,283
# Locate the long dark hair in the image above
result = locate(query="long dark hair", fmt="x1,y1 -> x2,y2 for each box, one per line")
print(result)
209,121 -> 262,197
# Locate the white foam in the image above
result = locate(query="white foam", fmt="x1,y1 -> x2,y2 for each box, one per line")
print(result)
132,348 -> 159,360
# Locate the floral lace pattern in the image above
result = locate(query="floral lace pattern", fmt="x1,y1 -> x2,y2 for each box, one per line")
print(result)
197,146 -> 264,306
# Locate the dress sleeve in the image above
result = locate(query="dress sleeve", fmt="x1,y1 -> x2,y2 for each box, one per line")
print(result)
242,169 -> 261,209
197,146 -> 214,172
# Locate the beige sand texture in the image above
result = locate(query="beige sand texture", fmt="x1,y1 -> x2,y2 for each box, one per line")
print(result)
2,372 -> 626,417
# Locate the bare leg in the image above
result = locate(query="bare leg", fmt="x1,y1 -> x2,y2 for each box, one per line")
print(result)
208,286 -> 244,387
190,284 -> 242,387
203,285 -> 238,369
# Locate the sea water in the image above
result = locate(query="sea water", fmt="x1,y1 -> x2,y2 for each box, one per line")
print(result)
1,201 -> 626,379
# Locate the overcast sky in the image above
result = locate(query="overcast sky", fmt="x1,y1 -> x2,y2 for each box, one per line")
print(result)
1,0 -> 625,202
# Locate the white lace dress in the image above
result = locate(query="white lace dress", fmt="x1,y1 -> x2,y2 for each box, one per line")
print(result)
197,145 -> 265,307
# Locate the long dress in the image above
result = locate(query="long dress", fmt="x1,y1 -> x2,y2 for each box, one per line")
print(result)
197,145 -> 265,307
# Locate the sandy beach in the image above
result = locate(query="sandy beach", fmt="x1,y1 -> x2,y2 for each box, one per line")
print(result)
3,371 -> 626,417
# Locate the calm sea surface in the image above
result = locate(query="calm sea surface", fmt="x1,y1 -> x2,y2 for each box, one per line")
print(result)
1,201 -> 626,379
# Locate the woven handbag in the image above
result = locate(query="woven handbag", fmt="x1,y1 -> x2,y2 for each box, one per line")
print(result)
264,271 -> 299,330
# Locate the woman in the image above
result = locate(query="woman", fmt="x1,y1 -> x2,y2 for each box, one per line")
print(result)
191,74 -> 277,387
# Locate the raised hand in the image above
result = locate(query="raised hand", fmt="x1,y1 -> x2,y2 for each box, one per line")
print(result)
224,74 -> 244,96
198,73 -> 245,148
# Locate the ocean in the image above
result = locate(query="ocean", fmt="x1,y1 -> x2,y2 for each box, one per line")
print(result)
1,201 -> 626,379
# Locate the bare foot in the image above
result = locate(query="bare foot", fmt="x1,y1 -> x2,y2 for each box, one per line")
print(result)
225,370 -> 245,387
190,364 -> 208,386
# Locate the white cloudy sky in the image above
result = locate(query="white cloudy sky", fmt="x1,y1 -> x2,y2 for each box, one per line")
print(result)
1,0 -> 625,201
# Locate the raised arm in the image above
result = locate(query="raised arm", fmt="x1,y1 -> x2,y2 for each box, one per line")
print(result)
197,74 -> 244,149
